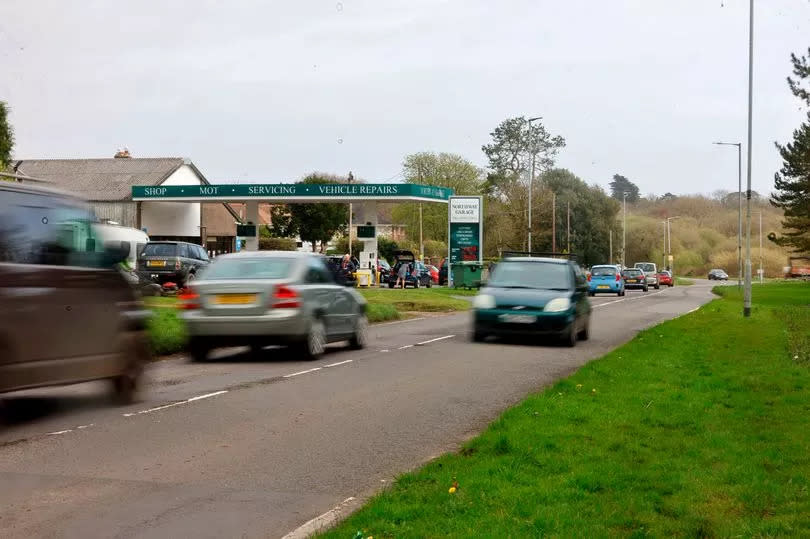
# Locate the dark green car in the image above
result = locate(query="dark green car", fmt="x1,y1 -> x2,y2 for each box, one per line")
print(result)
471,257 -> 592,346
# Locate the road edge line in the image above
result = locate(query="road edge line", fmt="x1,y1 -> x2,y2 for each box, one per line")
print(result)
280,496 -> 358,539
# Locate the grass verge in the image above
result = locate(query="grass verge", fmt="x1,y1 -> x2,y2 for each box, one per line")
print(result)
145,308 -> 187,356
675,277 -> 695,286
367,303 -> 401,323
359,288 -> 472,313
321,282 -> 810,538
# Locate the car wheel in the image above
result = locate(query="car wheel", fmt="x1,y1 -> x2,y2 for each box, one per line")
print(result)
414,279 -> 419,289
587,291 -> 594,297
426,279 -> 432,288
300,319 -> 326,359
189,338 -> 209,362
562,324 -> 577,347
577,315 -> 590,341
349,314 -> 368,350
388,281 -> 395,289
643,285 -> 649,292
472,328 -> 486,343
111,335 -> 146,404
654,284 -> 660,290
184,271 -> 196,287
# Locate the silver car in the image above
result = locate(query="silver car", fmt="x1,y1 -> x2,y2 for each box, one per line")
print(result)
181,251 -> 368,361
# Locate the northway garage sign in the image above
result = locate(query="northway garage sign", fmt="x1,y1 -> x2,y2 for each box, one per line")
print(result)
132,183 -> 453,202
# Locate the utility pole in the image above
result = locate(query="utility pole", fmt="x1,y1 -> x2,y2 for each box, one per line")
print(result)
758,211 -> 763,283
527,116 -> 542,252
622,192 -> 628,268
609,229 -> 613,265
743,0 -> 754,317
566,201 -> 570,254
551,192 -> 556,252
419,203 -> 423,261
713,141 -> 743,287
347,171 -> 354,258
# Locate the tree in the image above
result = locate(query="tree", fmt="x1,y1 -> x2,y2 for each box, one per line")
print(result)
268,175 -> 348,252
0,101 -> 13,170
771,48 -> 810,253
392,152 -> 484,244
481,116 -> 565,197
609,174 -> 640,203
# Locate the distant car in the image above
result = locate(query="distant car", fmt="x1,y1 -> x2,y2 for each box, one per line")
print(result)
0,182 -> 151,403
181,251 -> 368,361
426,264 -> 439,284
388,250 -> 432,288
708,269 -> 729,281
471,256 -> 591,346
376,258 -> 391,285
588,264 -> 625,296
634,262 -> 660,289
622,268 -> 649,291
657,270 -> 674,287
139,241 -> 210,287
325,255 -> 357,286
438,258 -> 449,285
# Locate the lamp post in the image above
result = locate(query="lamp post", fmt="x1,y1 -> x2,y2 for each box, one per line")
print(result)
527,116 -> 542,252
755,211 -> 763,282
665,216 -> 681,275
713,141 -> 742,288
743,0 -> 754,317
622,192 -> 628,268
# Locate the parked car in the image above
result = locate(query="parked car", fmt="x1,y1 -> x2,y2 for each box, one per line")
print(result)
181,251 -> 368,361
377,258 -> 391,285
471,256 -> 591,346
94,222 -> 149,270
138,241 -> 210,287
634,262 -> 660,289
388,250 -> 432,288
708,268 -> 729,281
622,268 -> 649,291
438,258 -> 449,285
588,264 -> 626,296
0,182 -> 151,403
326,255 -> 357,286
427,264 -> 439,284
657,270 -> 674,287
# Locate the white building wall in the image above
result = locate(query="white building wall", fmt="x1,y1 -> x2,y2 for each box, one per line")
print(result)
140,164 -> 202,237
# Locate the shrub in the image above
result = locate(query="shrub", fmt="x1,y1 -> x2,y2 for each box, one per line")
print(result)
259,237 -> 297,251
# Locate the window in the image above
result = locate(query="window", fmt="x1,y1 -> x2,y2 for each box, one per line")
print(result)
489,261 -> 571,290
142,243 -> 179,257
195,245 -> 209,261
201,257 -> 294,280
306,258 -> 334,284
0,189 -> 102,267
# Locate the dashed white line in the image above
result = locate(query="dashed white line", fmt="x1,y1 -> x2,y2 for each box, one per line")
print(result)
324,359 -> 353,368
47,429 -> 73,436
592,289 -> 667,309
397,344 -> 414,350
123,390 -> 228,417
283,367 -> 322,378
374,317 -> 426,326
380,349 -> 390,353
416,334 -> 455,346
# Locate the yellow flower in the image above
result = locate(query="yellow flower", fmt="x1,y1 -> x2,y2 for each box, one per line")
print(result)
592,388 -> 597,393
576,384 -> 583,390
449,486 -> 457,494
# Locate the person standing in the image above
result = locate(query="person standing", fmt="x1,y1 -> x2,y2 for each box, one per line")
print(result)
395,260 -> 408,289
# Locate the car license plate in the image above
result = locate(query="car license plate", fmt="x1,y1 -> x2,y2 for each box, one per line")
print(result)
597,285 -> 609,289
214,294 -> 257,305
499,313 -> 536,324
626,279 -> 637,283
147,260 -> 166,267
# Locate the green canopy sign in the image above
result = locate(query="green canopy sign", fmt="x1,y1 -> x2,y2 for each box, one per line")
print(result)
132,183 -> 452,202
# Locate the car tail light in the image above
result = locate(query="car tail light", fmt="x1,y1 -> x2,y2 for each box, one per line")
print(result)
178,287 -> 200,310
175,258 -> 182,270
587,274 -> 591,282
272,285 -> 300,309
616,273 -> 622,282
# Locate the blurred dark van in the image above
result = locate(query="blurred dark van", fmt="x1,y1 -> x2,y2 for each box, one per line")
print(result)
0,182 -> 151,403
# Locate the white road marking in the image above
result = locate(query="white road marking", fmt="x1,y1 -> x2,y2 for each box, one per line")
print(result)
374,317 -> 426,326
592,289 -> 667,309
380,349 -> 390,353
76,424 -> 93,430
283,367 -> 322,378
398,344 -> 414,350
123,390 -> 228,417
324,359 -> 353,368
47,429 -> 73,436
281,496 -> 357,539
686,306 -> 700,314
416,334 -> 455,346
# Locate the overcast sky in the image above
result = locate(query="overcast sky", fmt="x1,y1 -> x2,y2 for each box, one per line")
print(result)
1,0 -> 808,196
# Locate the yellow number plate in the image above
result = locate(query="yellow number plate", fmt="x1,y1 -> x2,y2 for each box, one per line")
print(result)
147,260 -> 166,267
214,294 -> 257,305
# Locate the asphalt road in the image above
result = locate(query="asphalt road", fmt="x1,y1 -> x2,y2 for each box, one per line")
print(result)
0,282 -> 717,538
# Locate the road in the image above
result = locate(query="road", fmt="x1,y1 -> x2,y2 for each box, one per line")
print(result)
0,282 -> 716,538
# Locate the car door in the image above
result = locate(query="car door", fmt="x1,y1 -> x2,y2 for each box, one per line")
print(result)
301,258 -> 341,336
315,259 -> 357,335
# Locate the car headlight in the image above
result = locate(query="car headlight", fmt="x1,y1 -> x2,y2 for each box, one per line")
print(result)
544,297 -> 571,312
472,294 -> 496,310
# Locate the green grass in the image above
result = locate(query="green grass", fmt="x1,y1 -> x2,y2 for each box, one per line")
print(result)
675,277 -> 695,286
145,308 -> 187,355
359,288 -> 472,313
143,296 -> 180,308
321,282 -> 810,538
367,303 -> 401,323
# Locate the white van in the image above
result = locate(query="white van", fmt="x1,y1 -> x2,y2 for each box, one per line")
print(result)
93,223 -> 150,269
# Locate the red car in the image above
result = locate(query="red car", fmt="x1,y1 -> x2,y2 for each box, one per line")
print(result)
657,270 -> 674,287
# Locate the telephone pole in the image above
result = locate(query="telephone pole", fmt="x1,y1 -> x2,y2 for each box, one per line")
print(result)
551,192 -> 556,252
527,116 -> 542,252
566,201 -> 570,253
743,0 -> 754,317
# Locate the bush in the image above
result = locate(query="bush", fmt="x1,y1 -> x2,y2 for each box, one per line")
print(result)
377,237 -> 399,263
423,239 -> 447,260
259,237 -> 297,251
333,236 -> 364,256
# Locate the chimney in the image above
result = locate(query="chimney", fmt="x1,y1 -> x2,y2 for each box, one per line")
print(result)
114,147 -> 132,158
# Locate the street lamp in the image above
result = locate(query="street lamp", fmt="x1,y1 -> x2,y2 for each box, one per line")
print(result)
622,192 -> 628,268
665,216 -> 681,275
713,141 -> 742,288
755,210 -> 763,282
527,116 -> 542,252
743,0 -> 754,317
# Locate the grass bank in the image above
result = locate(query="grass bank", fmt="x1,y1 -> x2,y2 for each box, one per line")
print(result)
359,288 -> 472,313
675,277 -> 695,286
322,282 -> 810,537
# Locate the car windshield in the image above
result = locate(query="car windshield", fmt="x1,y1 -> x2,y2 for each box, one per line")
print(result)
489,261 -> 570,290
591,266 -> 617,277
201,257 -> 294,280
635,263 -> 655,273
142,243 -> 178,257
623,270 -> 642,277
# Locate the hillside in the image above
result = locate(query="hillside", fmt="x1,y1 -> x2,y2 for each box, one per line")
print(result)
624,194 -> 794,278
